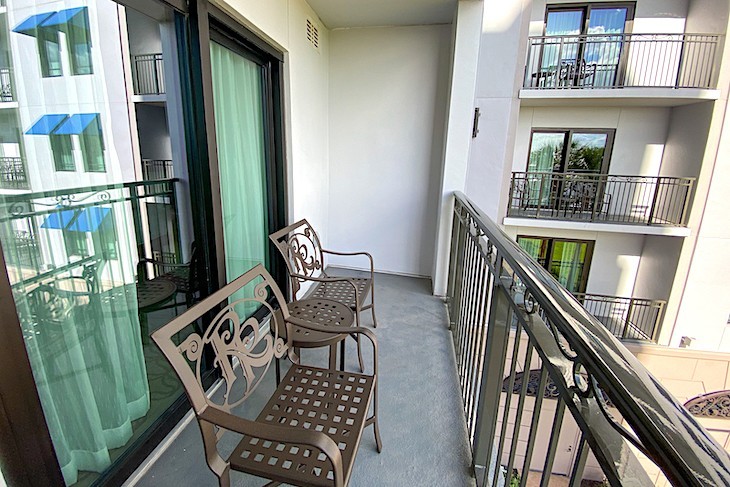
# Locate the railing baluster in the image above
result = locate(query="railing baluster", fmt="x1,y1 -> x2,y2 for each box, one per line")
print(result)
518,365 -> 548,487
539,399 -> 566,487
505,340 -> 534,483
568,435 -> 589,487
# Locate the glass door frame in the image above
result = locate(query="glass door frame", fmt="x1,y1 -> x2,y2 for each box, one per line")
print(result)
543,2 -> 635,87
517,235 -> 595,294
525,128 -> 615,215
193,1 -> 288,294
0,0 -> 289,484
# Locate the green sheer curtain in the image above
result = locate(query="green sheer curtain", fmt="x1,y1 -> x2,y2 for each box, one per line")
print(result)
209,41 -> 269,288
528,132 -> 563,205
550,240 -> 585,293
1,203 -> 149,485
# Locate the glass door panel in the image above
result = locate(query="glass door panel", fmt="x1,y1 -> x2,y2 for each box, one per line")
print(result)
209,40 -> 270,286
528,131 -> 565,207
566,132 -> 608,173
549,240 -> 590,293
517,237 -> 593,294
1,1 -> 197,485
543,9 -> 584,74
586,7 -> 629,86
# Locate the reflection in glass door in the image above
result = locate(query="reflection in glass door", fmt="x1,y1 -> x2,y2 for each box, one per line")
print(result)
543,4 -> 632,87
0,1 -> 199,485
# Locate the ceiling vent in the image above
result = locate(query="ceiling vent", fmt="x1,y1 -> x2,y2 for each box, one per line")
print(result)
306,18 -> 320,51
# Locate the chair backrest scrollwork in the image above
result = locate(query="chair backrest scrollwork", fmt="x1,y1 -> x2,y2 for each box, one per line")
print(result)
152,264 -> 290,414
269,219 -> 326,298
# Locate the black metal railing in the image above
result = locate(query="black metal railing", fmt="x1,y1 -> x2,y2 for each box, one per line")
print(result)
0,157 -> 28,190
574,293 -> 665,342
0,179 -> 181,287
524,33 -> 720,90
508,172 -> 694,226
447,191 -> 730,486
0,68 -> 14,102
132,53 -> 165,95
142,159 -> 173,180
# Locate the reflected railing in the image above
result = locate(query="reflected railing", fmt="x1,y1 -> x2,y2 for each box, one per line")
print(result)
132,53 -> 165,95
524,33 -> 720,90
0,157 -> 28,190
447,191 -> 730,486
0,179 -> 181,288
142,159 -> 173,180
0,68 -> 14,102
508,172 -> 694,227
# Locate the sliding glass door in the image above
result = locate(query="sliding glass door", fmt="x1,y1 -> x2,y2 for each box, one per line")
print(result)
543,4 -> 633,87
208,24 -> 285,289
0,1 -> 203,484
517,236 -> 594,294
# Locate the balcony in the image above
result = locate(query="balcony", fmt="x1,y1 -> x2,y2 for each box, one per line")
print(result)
575,293 -> 665,342
0,157 -> 28,190
521,33 -> 721,106
506,172 -> 694,234
0,68 -> 14,103
142,159 -> 173,180
129,192 -> 730,486
132,53 -> 165,96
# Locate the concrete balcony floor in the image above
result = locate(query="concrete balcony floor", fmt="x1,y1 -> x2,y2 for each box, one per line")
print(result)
130,270 -> 476,486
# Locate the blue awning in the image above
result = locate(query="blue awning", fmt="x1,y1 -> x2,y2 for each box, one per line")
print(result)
41,7 -> 88,29
40,206 -> 111,233
67,207 -> 111,232
40,208 -> 78,230
25,114 -> 68,135
12,12 -> 54,36
53,114 -> 99,135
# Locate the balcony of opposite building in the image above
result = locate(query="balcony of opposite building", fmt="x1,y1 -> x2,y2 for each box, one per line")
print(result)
505,172 -> 694,236
520,33 -> 722,107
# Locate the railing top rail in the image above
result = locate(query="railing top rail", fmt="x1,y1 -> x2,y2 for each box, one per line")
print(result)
528,32 -> 722,40
454,191 -> 730,485
0,178 -> 178,204
132,52 -> 163,58
511,171 -> 696,182
573,292 -> 667,304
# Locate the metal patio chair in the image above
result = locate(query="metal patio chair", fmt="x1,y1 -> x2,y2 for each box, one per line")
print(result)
137,242 -> 202,307
152,264 -> 382,487
269,220 -> 378,329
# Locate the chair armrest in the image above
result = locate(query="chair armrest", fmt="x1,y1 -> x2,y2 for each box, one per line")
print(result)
200,406 -> 345,486
286,316 -> 378,368
320,250 -> 375,278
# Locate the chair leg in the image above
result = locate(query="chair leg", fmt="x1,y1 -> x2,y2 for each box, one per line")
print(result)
275,357 -> 281,385
355,335 -> 364,373
370,285 -> 378,328
217,466 -> 231,487
373,416 -> 383,453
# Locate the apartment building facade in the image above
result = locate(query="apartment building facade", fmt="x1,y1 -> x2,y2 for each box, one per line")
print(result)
462,0 -> 730,352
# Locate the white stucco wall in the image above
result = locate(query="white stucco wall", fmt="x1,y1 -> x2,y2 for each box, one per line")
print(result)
126,8 -> 162,56
214,0 -> 331,246
327,24 -> 451,277
527,0 -> 688,35
513,107 -> 670,176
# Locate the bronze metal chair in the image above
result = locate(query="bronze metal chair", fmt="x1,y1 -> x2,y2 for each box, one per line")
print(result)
269,220 -> 378,329
152,264 -> 382,487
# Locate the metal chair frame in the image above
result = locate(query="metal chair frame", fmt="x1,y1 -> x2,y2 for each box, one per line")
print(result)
152,264 -> 381,487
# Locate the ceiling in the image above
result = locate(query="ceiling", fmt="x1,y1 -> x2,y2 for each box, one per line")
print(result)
306,0 -> 458,29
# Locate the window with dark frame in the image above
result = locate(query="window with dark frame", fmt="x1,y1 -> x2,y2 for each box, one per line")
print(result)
49,134 -> 75,171
65,11 -> 93,75
527,129 -> 614,174
517,236 -> 594,294
37,28 -> 62,77
81,132 -> 105,172
62,228 -> 89,257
